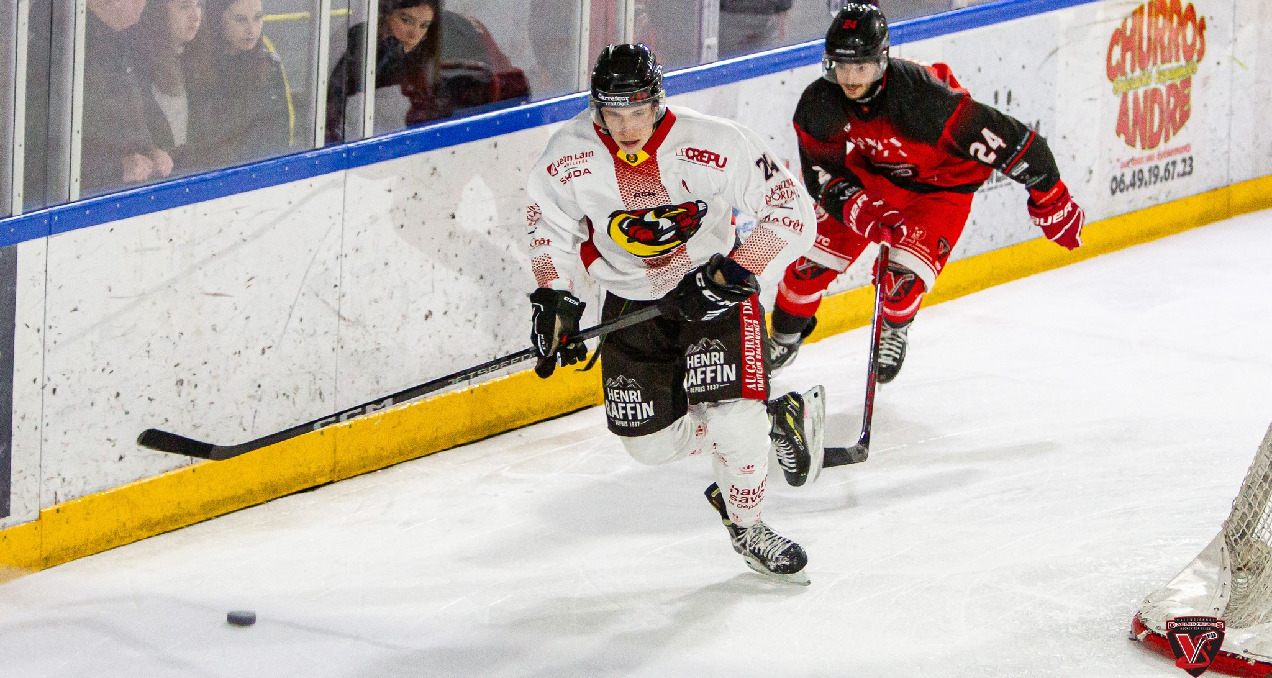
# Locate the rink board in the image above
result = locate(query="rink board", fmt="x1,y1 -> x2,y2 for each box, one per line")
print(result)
1,0 -> 1271,570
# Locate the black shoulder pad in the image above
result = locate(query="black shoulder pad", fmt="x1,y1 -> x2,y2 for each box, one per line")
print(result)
882,60 -> 965,145
794,79 -> 851,143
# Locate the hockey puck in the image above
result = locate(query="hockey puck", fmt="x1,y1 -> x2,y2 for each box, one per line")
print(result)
227,610 -> 256,627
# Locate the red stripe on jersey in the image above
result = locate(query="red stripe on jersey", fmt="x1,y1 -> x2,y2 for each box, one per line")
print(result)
738,296 -> 768,401
732,224 -> 787,276
580,217 -> 601,270
595,111 -> 677,209
1002,130 -> 1037,175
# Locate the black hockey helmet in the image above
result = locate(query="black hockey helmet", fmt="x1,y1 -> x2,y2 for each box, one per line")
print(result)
822,3 -> 890,99
589,44 -> 667,125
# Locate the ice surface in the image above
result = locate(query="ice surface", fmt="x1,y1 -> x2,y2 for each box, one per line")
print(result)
2,210 -> 1271,677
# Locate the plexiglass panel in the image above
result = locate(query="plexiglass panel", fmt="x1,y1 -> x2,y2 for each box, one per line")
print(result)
1,1 -> 16,216
324,0 -> 555,142
76,0 -> 323,198
630,0 -> 708,72
22,2 -> 72,211
733,0 -> 988,61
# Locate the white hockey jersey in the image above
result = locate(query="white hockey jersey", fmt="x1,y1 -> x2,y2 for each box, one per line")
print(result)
527,105 -> 816,301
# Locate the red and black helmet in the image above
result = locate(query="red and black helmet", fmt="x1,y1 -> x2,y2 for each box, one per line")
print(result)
822,3 -> 890,99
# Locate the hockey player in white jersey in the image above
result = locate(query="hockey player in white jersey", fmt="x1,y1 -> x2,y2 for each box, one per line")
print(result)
526,44 -> 824,584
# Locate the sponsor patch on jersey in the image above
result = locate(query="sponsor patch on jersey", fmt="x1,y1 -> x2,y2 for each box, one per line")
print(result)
873,161 -> 919,179
556,167 -> 592,185
526,203 -> 542,232
605,375 -> 655,428
684,338 -> 736,394
675,146 -> 729,170
546,151 -> 594,177
773,215 -> 805,234
937,237 -> 952,260
608,200 -> 709,258
765,178 -> 799,208
856,136 -> 909,163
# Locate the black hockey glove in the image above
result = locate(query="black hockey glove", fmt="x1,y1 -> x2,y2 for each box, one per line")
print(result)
530,288 -> 587,378
821,177 -> 904,244
659,254 -> 759,323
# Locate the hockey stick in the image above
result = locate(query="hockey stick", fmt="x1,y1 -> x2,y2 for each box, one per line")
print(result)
137,305 -> 663,461
824,228 -> 894,468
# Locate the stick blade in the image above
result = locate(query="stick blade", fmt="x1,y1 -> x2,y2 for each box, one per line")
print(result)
824,444 -> 869,468
137,428 -> 218,459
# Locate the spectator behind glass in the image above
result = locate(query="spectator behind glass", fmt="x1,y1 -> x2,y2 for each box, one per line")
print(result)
82,0 -> 174,195
436,6 -> 530,114
325,0 -> 449,144
184,0 -> 293,169
718,0 -> 791,59
325,0 -> 531,144
132,0 -> 204,175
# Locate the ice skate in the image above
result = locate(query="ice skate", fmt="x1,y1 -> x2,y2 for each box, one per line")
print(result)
877,318 -> 911,384
705,483 -> 810,585
766,316 -> 817,374
768,385 -> 826,487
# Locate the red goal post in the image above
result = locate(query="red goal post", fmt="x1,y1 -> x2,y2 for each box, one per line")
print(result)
1132,422 -> 1272,677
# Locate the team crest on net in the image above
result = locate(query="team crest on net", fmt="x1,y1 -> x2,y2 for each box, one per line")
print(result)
1165,616 -> 1224,677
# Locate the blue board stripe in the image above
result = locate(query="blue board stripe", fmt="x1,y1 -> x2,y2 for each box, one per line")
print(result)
0,0 -> 1101,247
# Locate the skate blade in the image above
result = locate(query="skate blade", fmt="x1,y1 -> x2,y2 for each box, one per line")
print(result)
803,385 -> 826,485
743,557 -> 811,586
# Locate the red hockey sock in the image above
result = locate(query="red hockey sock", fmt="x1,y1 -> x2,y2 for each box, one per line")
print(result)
776,257 -> 839,318
879,263 -> 926,325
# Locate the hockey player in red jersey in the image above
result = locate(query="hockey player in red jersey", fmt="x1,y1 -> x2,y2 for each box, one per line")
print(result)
768,3 -> 1086,386
527,44 -> 826,584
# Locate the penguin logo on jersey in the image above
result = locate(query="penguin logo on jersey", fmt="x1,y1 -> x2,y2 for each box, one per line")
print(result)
608,200 -> 709,258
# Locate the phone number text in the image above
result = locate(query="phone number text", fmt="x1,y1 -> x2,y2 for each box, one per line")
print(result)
1110,156 -> 1194,196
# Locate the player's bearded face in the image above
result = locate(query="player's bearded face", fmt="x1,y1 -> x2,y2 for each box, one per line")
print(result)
600,103 -> 658,153
833,61 -> 884,100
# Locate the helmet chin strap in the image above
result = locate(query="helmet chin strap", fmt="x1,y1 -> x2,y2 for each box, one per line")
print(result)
848,80 -> 884,103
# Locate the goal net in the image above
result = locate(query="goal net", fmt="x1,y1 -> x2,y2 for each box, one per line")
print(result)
1133,421 -> 1272,677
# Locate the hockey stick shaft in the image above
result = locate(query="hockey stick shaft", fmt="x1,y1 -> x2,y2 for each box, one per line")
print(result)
137,304 -> 663,461
825,231 -> 892,467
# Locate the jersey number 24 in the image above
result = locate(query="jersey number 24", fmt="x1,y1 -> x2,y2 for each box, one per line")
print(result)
969,127 -> 1006,164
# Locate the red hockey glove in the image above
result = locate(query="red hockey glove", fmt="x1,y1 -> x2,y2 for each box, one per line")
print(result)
1027,180 -> 1085,250
820,178 -> 905,244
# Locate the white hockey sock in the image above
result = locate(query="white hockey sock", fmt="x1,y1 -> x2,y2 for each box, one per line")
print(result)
699,399 -> 771,528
